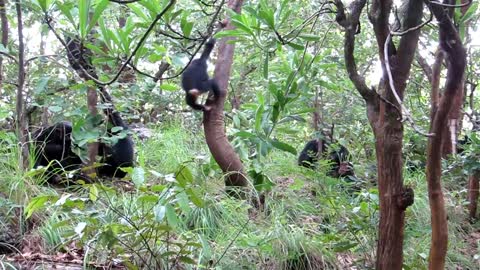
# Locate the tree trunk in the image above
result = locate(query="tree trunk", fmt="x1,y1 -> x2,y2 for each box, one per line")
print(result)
86,86 -> 99,176
468,172 -> 479,220
204,0 -> 248,195
0,0 -> 8,90
424,1 -> 467,268
335,0 -> 421,268
15,0 -> 28,170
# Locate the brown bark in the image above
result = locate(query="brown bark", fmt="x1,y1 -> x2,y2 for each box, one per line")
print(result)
468,172 -> 479,219
0,0 -> 8,90
15,0 -> 28,170
86,86 -> 99,176
204,0 -> 248,194
336,0 -> 421,269
425,0 -> 467,268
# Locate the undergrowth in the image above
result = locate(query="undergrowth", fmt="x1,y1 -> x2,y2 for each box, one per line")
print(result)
0,122 -> 478,269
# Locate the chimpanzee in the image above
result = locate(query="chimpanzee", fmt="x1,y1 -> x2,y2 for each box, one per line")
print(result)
298,139 -> 326,169
457,135 -> 471,155
298,139 -> 355,178
64,35 -> 135,179
181,39 -> 220,111
32,121 -> 83,183
326,144 -> 355,178
96,110 -> 134,178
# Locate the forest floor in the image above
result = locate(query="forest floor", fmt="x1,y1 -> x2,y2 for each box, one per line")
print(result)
0,123 -> 479,269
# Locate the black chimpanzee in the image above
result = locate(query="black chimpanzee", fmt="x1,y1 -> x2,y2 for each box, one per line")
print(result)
181,39 -> 220,111
96,109 -> 134,178
32,121 -> 83,183
64,35 -> 134,179
326,144 -> 355,178
298,139 -> 326,169
298,139 -> 355,178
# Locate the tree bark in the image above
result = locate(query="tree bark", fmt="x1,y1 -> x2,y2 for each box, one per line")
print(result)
424,1 -> 467,268
15,0 -> 28,170
204,0 -> 248,195
336,0 -> 421,268
468,172 -> 479,220
0,0 -> 8,90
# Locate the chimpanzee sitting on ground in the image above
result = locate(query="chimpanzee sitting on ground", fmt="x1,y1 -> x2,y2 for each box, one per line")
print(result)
298,139 -> 355,178
33,119 -> 134,183
32,121 -> 83,183
96,111 -> 134,179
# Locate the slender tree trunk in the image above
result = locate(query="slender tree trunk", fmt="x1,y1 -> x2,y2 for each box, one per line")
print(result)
336,0 -> 421,268
204,0 -> 248,195
424,1 -> 467,268
86,86 -> 99,176
0,0 -> 8,90
468,172 -> 479,219
15,0 -> 28,169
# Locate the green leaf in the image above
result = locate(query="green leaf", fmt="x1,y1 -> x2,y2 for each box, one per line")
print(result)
78,0 -> 91,38
37,0 -> 52,11
263,52 -> 269,79
235,131 -> 256,138
57,2 -> 76,28
287,42 -> 304,50
299,34 -> 320,41
178,256 -> 196,264
166,204 -> 179,227
181,15 -> 193,38
89,185 -> 99,201
270,139 -> 296,155
87,0 -> 109,34
214,29 -> 249,38
154,204 -> 166,222
255,104 -> 264,133
460,2 -> 478,23
25,195 -> 56,219
160,83 -> 178,91
186,187 -> 204,207
176,165 -> 193,188
132,167 -> 145,187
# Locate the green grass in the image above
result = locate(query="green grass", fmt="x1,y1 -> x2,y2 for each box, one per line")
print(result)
0,124 -> 478,269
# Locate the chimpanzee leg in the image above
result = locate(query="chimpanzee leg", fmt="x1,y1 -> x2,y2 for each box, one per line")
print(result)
186,89 -> 207,111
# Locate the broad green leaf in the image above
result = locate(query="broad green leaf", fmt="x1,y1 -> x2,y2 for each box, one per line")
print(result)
255,104 -> 264,133
181,15 -> 193,38
178,256 -> 196,264
25,195 -> 56,219
176,165 -> 193,188
214,29 -> 249,38
166,204 -> 179,227
270,139 -> 297,155
299,34 -> 320,41
154,204 -> 166,222
160,83 -> 178,91
287,42 -> 304,50
186,187 -> 204,207
87,0 -> 109,34
235,131 -> 256,138
89,184 -> 99,201
460,2 -> 478,23
132,167 -> 145,187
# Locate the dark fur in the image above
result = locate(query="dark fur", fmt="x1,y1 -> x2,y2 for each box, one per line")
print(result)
298,139 -> 355,178
64,35 -> 135,179
181,39 -> 220,111
96,111 -> 134,178
32,121 -> 83,183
